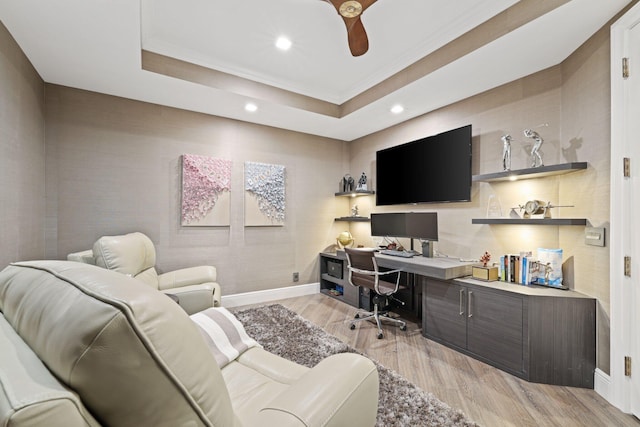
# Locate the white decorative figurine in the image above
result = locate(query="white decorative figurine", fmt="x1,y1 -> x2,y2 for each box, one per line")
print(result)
524,129 -> 544,167
501,134 -> 512,171
356,172 -> 367,191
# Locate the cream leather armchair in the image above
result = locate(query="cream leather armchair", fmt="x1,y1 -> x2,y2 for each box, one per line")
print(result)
68,232 -> 221,314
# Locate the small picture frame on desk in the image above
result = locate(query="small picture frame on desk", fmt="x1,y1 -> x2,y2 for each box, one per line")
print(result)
472,265 -> 499,281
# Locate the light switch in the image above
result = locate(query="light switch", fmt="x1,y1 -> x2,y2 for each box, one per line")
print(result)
585,227 -> 605,247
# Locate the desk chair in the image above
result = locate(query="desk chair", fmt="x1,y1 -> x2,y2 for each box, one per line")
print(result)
345,248 -> 407,339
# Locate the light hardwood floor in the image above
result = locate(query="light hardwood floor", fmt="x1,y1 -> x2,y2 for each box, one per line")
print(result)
251,293 -> 639,427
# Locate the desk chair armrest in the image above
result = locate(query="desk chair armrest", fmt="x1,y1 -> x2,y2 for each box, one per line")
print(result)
259,353 -> 379,427
348,267 -> 403,276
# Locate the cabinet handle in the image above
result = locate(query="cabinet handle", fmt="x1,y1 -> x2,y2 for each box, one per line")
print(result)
459,289 -> 464,315
468,291 -> 473,318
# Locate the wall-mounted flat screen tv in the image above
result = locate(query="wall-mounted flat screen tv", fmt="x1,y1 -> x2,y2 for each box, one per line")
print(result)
376,124 -> 472,206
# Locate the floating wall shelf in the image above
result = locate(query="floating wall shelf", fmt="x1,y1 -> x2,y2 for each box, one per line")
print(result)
335,216 -> 370,222
472,162 -> 588,182
472,218 -> 587,226
334,190 -> 375,197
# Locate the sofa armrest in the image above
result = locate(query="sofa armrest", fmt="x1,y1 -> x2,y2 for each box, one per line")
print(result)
157,266 -> 217,289
259,353 -> 379,427
66,249 -> 96,265
161,284 -> 217,315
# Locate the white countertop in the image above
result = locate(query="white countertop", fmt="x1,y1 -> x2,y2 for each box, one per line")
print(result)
456,277 -> 594,299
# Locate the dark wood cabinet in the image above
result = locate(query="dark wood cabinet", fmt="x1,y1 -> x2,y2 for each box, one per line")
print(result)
423,279 -> 467,349
424,279 -> 524,370
422,277 -> 595,388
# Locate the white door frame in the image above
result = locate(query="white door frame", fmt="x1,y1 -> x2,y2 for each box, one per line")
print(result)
610,2 -> 640,415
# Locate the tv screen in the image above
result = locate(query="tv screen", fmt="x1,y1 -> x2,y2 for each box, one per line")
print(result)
376,125 -> 472,205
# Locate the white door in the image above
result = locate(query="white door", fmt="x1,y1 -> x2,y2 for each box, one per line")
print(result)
629,21 -> 640,419
612,4 -> 640,418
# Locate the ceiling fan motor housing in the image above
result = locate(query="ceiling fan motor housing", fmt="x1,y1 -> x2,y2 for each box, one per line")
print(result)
340,1 -> 363,18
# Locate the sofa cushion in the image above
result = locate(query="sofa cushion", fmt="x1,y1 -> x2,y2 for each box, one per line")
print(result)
0,314 -> 100,427
190,307 -> 260,368
93,232 -> 157,280
0,261 -> 238,427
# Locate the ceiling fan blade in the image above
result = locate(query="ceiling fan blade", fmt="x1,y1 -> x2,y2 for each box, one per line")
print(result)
344,16 -> 368,56
323,0 -> 377,56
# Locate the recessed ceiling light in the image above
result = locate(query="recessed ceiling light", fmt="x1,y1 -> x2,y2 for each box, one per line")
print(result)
275,36 -> 292,51
390,104 -> 404,114
245,103 -> 258,112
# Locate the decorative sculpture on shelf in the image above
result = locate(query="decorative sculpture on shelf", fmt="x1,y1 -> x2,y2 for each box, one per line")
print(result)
524,128 -> 544,167
471,251 -> 498,281
356,172 -> 368,191
543,262 -> 553,285
351,204 -> 359,217
501,135 -> 512,171
480,251 -> 491,267
342,174 -> 355,192
514,200 -> 575,219
336,231 -> 354,249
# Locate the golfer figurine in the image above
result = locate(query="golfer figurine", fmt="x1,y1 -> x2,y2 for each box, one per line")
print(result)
524,129 -> 544,167
501,134 -> 512,171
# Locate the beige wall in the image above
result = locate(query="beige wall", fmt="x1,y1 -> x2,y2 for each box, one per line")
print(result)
44,86 -> 349,295
0,21 -> 45,268
348,29 -> 612,373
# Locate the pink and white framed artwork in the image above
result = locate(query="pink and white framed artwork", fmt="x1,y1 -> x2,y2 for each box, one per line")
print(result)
181,154 -> 232,226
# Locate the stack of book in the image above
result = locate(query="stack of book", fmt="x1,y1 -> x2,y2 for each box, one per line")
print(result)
498,251 -> 536,285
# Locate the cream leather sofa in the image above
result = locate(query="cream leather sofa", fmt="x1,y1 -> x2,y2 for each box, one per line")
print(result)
68,232 -> 221,314
0,260 -> 379,426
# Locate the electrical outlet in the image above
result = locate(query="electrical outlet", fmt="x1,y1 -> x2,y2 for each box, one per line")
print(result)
293,272 -> 299,282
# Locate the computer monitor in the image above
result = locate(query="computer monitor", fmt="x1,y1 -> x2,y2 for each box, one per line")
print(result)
370,212 -> 438,256
370,213 -> 407,238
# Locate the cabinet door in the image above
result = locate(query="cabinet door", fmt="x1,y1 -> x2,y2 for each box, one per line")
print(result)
466,287 -> 524,373
423,279 -> 466,349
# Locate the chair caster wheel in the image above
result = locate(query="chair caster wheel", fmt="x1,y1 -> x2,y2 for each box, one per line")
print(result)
350,324 -> 356,330
377,333 -> 383,339
354,313 -> 360,319
400,325 -> 407,331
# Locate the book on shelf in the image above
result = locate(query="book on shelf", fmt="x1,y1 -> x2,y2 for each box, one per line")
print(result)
498,251 -> 534,285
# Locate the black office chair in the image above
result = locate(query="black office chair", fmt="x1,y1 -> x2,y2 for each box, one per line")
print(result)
345,248 -> 407,339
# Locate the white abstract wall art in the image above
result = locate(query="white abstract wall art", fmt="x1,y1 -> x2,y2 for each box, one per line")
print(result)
181,154 -> 232,226
244,161 -> 286,226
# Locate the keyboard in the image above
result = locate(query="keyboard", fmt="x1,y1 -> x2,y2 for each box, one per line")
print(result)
379,249 -> 415,258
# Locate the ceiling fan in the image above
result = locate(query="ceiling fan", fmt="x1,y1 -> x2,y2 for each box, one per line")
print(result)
323,0 -> 379,56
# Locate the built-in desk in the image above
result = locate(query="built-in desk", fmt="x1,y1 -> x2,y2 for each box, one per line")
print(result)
374,253 -> 474,280
318,250 -> 596,389
319,252 -> 473,313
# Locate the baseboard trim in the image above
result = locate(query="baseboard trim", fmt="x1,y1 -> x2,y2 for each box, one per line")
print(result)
222,282 -> 320,308
594,368 -> 610,402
